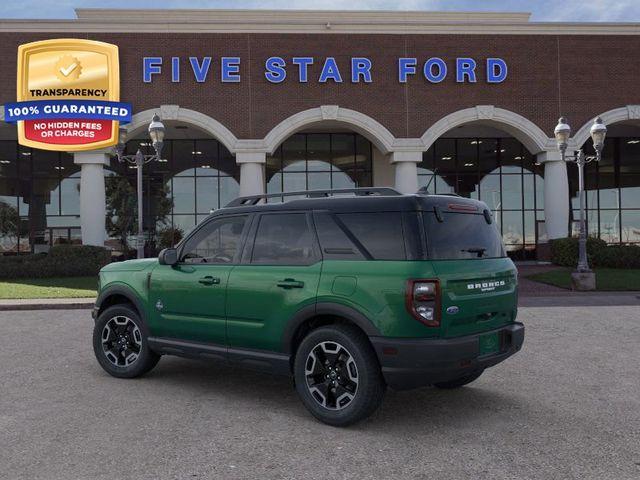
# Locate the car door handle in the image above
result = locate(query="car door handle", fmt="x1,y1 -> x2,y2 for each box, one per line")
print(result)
277,278 -> 305,289
198,276 -> 220,285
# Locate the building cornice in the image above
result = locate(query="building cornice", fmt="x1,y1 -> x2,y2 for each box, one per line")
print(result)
0,9 -> 638,35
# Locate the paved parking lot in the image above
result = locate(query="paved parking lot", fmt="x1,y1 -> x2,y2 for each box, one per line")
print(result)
1,306 -> 639,480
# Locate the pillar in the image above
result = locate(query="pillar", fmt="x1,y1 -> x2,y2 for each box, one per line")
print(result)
538,151 -> 569,240
74,150 -> 110,246
237,151 -> 266,197
391,151 -> 421,194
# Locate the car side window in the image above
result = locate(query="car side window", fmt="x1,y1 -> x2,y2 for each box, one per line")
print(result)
181,215 -> 247,264
251,213 -> 317,265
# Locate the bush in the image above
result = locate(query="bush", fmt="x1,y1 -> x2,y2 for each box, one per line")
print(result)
0,245 -> 111,279
550,237 -> 640,268
156,226 -> 184,250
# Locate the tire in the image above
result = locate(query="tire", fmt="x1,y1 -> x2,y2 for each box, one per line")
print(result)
433,369 -> 484,389
293,324 -> 385,427
93,304 -> 160,378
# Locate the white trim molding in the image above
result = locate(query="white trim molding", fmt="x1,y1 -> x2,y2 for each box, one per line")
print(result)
572,105 -> 640,148
263,106 -> 396,155
420,105 -> 553,154
127,105 -> 239,154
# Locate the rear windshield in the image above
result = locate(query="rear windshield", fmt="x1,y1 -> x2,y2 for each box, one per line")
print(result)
423,211 -> 505,260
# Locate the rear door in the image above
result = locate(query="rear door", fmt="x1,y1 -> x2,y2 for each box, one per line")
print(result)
423,209 -> 518,338
226,211 -> 322,352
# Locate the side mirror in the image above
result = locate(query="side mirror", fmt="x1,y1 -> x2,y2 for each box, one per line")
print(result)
158,248 -> 178,266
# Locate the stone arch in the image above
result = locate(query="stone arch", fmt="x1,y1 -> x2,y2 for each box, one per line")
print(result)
262,105 -> 396,155
420,105 -> 553,154
127,105 -> 239,154
572,105 -> 640,148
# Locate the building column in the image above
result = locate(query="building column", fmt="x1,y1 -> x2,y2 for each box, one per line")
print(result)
237,151 -> 266,197
74,150 -> 110,246
391,151 -> 421,194
538,151 -> 569,240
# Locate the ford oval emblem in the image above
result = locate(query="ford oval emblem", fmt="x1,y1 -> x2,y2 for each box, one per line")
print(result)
446,306 -> 460,315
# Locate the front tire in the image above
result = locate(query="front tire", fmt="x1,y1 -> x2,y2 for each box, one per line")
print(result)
294,324 -> 385,427
93,304 -> 160,378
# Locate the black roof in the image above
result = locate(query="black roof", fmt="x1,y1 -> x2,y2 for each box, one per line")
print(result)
216,189 -> 489,215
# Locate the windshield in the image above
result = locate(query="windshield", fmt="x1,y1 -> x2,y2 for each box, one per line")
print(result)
423,211 -> 505,260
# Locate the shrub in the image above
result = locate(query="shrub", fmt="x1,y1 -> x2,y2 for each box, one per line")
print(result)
550,237 -> 640,268
0,245 -> 111,279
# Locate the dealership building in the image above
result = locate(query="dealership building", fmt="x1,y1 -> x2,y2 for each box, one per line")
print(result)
0,8 -> 639,258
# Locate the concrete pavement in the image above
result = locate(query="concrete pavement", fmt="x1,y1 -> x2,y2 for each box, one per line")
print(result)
0,306 -> 639,479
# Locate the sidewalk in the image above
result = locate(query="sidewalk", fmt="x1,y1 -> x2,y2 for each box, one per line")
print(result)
0,297 -> 95,311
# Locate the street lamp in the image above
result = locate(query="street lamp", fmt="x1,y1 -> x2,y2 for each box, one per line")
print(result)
114,114 -> 166,259
553,116 -> 607,285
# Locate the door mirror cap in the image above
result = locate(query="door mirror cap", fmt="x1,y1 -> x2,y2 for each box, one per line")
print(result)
158,248 -> 178,266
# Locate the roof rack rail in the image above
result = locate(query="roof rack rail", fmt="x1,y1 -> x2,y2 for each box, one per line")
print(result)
225,187 -> 401,207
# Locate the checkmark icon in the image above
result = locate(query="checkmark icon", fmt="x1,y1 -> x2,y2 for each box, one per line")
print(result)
59,62 -> 78,77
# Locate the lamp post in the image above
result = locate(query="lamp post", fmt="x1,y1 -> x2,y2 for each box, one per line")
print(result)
553,116 -> 607,287
114,114 -> 166,259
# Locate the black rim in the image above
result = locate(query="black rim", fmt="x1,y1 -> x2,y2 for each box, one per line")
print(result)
101,316 -> 143,367
304,341 -> 359,411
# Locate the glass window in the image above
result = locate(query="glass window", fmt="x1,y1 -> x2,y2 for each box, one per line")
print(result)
337,212 -> 405,260
307,134 -> 331,171
313,212 -> 365,260
251,213 -> 316,265
621,210 -> 640,243
182,215 -> 246,264
423,212 -> 505,260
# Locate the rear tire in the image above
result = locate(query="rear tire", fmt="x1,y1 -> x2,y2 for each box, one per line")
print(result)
293,324 -> 385,427
93,304 -> 160,378
433,369 -> 484,389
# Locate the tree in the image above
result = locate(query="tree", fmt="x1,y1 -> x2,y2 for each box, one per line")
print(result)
105,176 -> 173,252
0,201 -> 20,249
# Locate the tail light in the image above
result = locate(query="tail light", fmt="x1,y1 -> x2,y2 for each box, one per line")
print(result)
406,279 -> 440,327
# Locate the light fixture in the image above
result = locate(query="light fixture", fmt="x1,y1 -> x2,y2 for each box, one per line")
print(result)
148,113 -> 165,157
200,165 -> 211,169
192,151 -> 203,155
0,160 -> 10,164
589,117 -> 607,154
20,151 -> 31,156
441,156 -> 452,160
515,156 -> 523,160
464,163 -> 474,167
54,166 -> 65,170
627,139 -> 640,144
470,140 -> 483,145
554,117 -> 571,153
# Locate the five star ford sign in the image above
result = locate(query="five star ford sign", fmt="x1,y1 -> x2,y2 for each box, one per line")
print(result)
4,39 -> 132,152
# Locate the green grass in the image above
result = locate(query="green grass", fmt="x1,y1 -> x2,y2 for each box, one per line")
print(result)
0,276 -> 98,299
527,268 -> 640,291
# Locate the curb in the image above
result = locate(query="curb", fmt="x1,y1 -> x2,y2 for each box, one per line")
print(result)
0,299 -> 95,311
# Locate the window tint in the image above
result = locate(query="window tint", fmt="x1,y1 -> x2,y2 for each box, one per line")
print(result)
252,213 -> 317,265
313,212 -> 365,260
423,212 -> 505,260
181,215 -> 247,264
337,212 -> 406,260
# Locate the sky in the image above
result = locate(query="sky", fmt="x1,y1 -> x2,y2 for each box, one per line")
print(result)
0,0 -> 639,22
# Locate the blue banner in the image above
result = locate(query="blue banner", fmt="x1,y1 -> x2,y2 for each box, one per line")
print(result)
4,100 -> 132,123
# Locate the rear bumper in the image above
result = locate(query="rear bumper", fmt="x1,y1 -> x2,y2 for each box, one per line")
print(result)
370,322 -> 524,390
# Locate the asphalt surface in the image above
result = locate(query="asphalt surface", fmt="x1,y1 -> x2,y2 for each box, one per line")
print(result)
1,307 -> 639,480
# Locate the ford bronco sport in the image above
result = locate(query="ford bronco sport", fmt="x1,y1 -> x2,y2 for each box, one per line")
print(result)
92,188 -> 524,426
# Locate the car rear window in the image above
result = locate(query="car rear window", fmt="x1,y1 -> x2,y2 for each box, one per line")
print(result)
423,211 -> 505,260
336,212 -> 406,260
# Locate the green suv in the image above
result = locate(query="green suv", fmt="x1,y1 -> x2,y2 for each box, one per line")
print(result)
92,188 -> 524,426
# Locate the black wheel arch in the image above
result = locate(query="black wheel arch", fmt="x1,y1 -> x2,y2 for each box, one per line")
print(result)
282,302 -> 381,355
95,284 -> 147,325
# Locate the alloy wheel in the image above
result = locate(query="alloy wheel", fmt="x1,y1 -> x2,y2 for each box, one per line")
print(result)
304,341 -> 359,410
101,316 -> 143,367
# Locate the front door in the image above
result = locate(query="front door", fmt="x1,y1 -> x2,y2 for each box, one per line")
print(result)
226,212 -> 322,352
149,214 -> 250,345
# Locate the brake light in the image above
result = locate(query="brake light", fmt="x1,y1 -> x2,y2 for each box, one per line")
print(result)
448,203 -> 478,212
406,279 -> 440,327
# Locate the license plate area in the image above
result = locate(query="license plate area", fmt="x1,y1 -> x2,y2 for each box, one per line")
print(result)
479,331 -> 500,356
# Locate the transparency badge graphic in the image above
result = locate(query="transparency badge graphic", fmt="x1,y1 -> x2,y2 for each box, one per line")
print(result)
4,39 -> 132,151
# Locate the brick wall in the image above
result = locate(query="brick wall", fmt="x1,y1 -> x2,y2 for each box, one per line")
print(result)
1,32 -> 638,140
